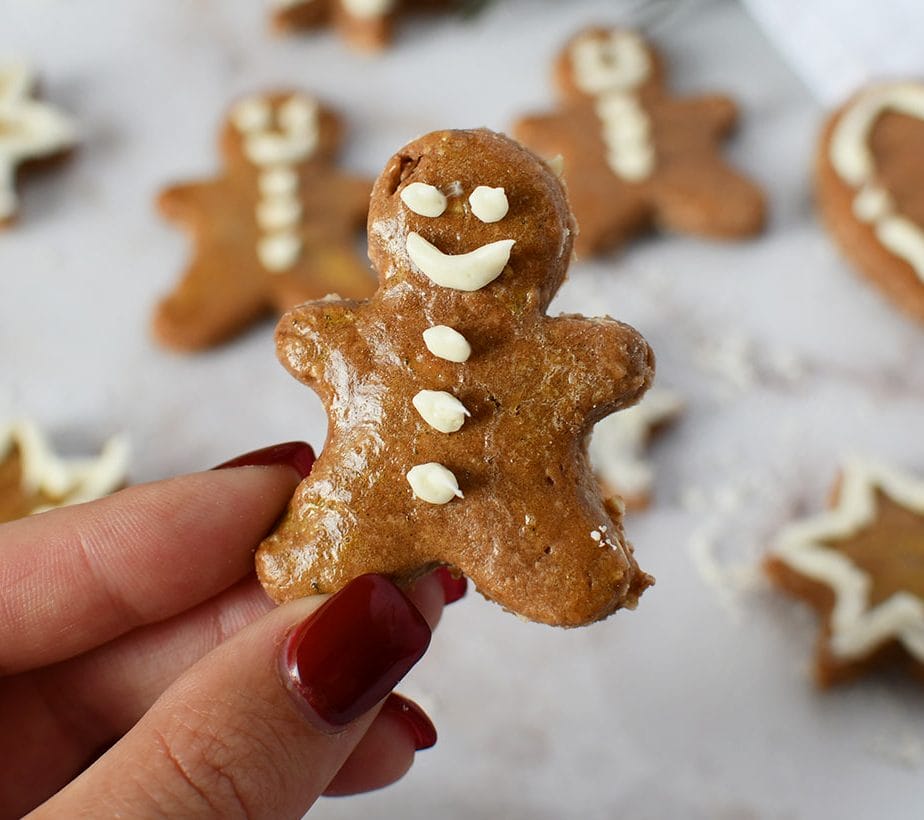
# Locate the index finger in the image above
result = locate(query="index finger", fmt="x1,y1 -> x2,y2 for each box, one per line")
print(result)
0,443 -> 313,675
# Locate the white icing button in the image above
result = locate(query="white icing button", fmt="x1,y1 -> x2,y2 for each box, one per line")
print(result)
412,390 -> 470,433
342,0 -> 396,19
468,186 -> 509,223
245,131 -> 317,166
422,325 -> 471,362
258,233 -> 302,272
259,167 -> 300,196
278,95 -> 317,132
256,196 -> 303,231
406,462 -> 463,505
405,232 -> 514,291
547,154 -> 566,177
853,185 -> 892,223
400,182 -> 447,217
231,97 -> 272,133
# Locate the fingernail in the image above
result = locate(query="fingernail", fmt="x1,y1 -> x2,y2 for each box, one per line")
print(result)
213,441 -> 315,479
381,693 -> 437,751
433,566 -> 467,605
283,574 -> 432,728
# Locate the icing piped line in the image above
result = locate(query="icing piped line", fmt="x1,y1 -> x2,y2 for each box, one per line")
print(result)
405,232 -> 514,291
829,82 -> 924,283
772,459 -> 924,661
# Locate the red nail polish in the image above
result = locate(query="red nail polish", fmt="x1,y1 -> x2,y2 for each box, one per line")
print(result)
381,693 -> 437,751
283,574 -> 431,728
213,441 -> 315,479
434,566 -> 467,605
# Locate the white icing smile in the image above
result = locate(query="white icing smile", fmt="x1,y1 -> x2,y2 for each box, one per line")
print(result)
405,232 -> 514,291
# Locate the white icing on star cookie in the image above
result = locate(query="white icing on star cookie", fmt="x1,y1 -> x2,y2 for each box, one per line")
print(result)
829,82 -> 924,283
0,63 -> 78,222
589,388 -> 682,506
771,459 -> 924,661
232,93 -> 319,274
0,421 -> 129,513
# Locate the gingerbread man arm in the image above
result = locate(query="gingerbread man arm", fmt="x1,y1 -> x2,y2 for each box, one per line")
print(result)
156,179 -> 220,224
543,315 -> 655,424
671,93 -> 740,137
332,171 -> 373,230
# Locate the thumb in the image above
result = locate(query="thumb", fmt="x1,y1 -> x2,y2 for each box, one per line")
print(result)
34,575 -> 431,819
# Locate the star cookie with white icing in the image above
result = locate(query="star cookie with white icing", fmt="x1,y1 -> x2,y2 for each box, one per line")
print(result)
766,461 -> 924,686
0,421 -> 128,524
589,388 -> 682,511
257,128 -> 655,627
0,63 -> 77,226
271,0 -> 451,51
513,27 -> 765,257
816,81 -> 924,325
154,91 -> 375,351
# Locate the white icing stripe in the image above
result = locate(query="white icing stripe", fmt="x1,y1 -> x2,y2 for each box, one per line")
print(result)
231,94 -> 319,274
422,325 -> 471,362
772,459 -> 924,662
829,82 -> 924,283
595,91 -> 655,182
570,30 -> 651,96
0,63 -> 78,221
0,421 -> 128,510
406,462 -> 463,504
405,232 -> 514,291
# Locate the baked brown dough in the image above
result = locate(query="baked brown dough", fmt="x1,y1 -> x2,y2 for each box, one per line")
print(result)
513,27 -> 765,257
256,128 -> 655,627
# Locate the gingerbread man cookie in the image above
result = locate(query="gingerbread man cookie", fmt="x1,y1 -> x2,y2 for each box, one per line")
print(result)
0,63 -> 77,226
513,27 -> 765,257
271,0 -> 450,51
766,460 -> 924,687
154,91 -> 375,351
816,81 -> 924,325
0,421 -> 129,524
589,388 -> 682,511
256,128 -> 655,627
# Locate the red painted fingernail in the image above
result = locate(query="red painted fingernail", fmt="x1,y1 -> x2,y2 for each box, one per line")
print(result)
213,441 -> 315,479
283,574 -> 431,728
381,693 -> 437,751
434,566 -> 467,605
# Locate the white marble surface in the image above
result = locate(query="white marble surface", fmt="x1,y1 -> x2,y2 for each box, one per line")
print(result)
3,1 -> 924,818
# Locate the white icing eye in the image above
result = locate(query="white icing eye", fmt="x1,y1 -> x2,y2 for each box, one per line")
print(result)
406,462 -> 463,504
231,97 -> 272,133
469,186 -> 509,223
412,390 -> 470,433
278,95 -> 318,134
400,182 -> 447,217
422,325 -> 471,362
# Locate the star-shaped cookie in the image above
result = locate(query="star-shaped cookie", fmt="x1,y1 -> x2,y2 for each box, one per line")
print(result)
257,128 -> 655,627
154,90 -> 375,351
513,27 -> 765,257
589,388 -> 682,511
0,421 -> 129,524
0,63 -> 77,226
766,460 -> 924,686
270,0 -> 451,51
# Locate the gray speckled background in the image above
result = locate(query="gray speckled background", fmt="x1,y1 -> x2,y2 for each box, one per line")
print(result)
3,1 -> 924,817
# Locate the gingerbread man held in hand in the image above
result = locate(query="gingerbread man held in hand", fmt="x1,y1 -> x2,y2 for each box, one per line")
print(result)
257,128 -> 655,627
514,27 -> 766,257
155,91 -> 374,351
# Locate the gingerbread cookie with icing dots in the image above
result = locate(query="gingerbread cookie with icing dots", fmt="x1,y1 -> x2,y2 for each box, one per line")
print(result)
0,63 -> 77,227
256,128 -> 655,627
0,422 -> 129,524
154,90 -> 375,351
816,81 -> 924,325
271,0 -> 451,51
589,388 -> 682,511
766,460 -> 924,687
513,27 -> 766,257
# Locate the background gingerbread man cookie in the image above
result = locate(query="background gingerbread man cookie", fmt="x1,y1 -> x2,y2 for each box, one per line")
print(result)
0,421 -> 128,523
816,81 -> 924,325
270,0 -> 452,51
0,63 -> 77,227
155,90 -> 375,351
513,27 -> 766,257
257,128 -> 655,627
766,460 -> 924,687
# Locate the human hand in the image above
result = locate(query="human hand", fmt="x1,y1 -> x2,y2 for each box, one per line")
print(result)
0,442 -> 465,818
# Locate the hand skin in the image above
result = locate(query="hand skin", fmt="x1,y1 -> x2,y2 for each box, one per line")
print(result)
0,443 -> 458,819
